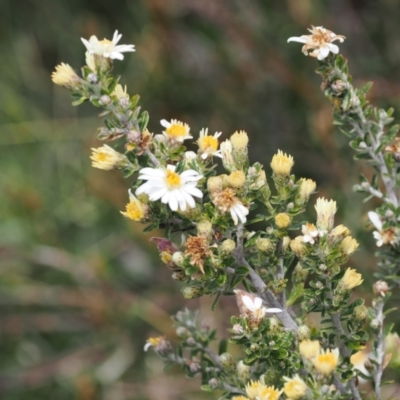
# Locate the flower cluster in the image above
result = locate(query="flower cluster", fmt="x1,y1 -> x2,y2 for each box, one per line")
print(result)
51,27 -> 398,400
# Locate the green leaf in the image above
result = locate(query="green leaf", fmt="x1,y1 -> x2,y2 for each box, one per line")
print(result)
286,283 -> 304,307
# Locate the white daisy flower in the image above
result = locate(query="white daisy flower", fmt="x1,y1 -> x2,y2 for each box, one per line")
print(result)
197,128 -> 222,159
81,30 -> 135,60
136,165 -> 203,212
160,119 -> 192,142
287,26 -> 345,61
242,295 -> 282,319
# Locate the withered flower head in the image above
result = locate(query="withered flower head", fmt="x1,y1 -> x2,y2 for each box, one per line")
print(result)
184,235 -> 213,274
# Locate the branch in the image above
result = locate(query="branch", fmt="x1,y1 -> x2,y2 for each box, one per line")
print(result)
234,224 -> 298,333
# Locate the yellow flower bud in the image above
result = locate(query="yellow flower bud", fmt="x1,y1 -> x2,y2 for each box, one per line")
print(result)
51,63 -> 80,88
282,236 -> 291,252
275,213 -> 291,229
290,236 -> 307,257
256,238 -> 273,253
219,239 -> 236,255
231,130 -> 249,150
338,268 -> 363,291
91,144 -> 127,170
340,236 -> 359,256
120,190 -> 148,222
299,340 -> 320,360
298,178 -> 316,202
207,176 -> 223,194
297,325 -> 311,341
283,374 -> 308,400
270,150 -> 294,176
228,170 -> 246,188
197,219 -> 213,239
315,197 -> 337,231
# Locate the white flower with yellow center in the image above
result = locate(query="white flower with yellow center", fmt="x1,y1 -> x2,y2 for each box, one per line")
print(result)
197,128 -> 222,159
81,30 -> 135,60
160,119 -> 192,142
136,165 -> 203,212
288,26 -> 345,60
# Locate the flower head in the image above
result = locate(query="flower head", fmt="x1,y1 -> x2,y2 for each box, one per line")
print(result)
290,236 -> 307,256
297,178 -> 316,202
340,236 -> 359,256
113,84 -> 129,99
160,119 -> 192,142
51,63 -> 80,88
90,144 -> 127,170
81,30 -> 135,60
184,235 -> 213,274
312,348 -> 340,376
270,150 -> 294,176
315,198 -> 337,231
288,26 -> 345,60
144,336 -> 171,355
197,128 -> 222,159
120,190 -> 148,222
283,374 -> 308,400
228,170 -> 246,189
212,188 -> 249,225
136,165 -> 203,212
234,290 -> 281,329
338,268 -> 363,291
275,213 -> 291,229
368,211 -> 396,247
245,380 -> 281,400
302,223 -> 324,244
299,340 -> 320,360
220,139 -> 236,172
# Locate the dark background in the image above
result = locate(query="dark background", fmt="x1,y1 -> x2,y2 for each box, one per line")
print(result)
1,0 -> 400,398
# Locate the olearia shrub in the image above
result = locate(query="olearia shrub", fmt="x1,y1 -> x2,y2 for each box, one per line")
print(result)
52,26 -> 400,399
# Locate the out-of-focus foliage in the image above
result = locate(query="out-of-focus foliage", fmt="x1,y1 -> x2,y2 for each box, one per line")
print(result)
1,0 -> 400,398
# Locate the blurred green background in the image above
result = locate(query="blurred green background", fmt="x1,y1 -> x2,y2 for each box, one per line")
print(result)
1,0 -> 400,399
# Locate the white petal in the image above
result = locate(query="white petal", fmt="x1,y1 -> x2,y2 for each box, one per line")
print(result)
253,296 -> 263,309
317,47 -> 330,60
144,342 -> 152,351
368,211 -> 383,230
287,36 -> 308,43
169,194 -> 178,211
177,194 -> 187,211
242,295 -> 255,311
112,30 -> 122,44
327,43 -> 339,54
180,190 -> 196,208
265,308 -> 282,313
160,119 -> 170,128
183,186 -> 203,198
161,190 -> 171,204
230,208 -> 239,225
148,187 -> 168,201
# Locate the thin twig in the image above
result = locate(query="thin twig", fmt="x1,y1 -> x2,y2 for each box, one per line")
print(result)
373,299 -> 385,399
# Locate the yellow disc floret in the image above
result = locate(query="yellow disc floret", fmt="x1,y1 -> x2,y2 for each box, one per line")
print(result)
165,169 -> 182,189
